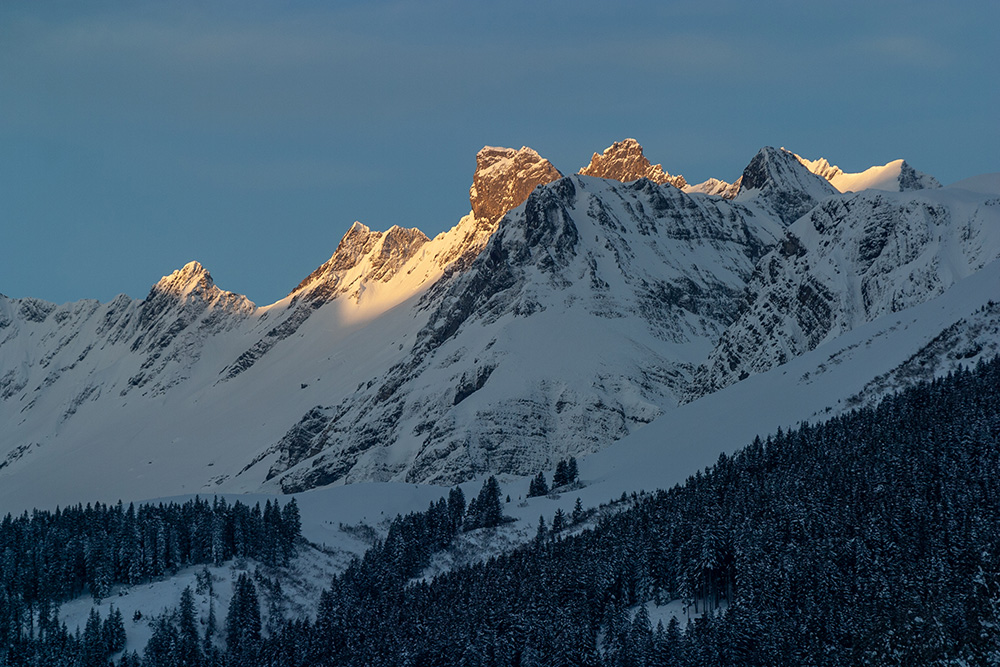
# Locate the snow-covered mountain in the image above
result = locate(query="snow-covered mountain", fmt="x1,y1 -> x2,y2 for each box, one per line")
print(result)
1,138 -> 997,514
257,173 -> 786,491
692,177 -> 1000,396
793,151 -> 942,193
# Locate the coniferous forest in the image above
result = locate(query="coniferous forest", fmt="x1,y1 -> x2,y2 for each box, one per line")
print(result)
6,357 -> 1000,665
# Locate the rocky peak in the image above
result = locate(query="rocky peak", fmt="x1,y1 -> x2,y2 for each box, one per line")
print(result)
898,161 -> 942,191
130,261 -> 253,364
737,147 -> 838,224
579,138 -> 687,188
152,261 -> 216,299
292,222 -> 430,297
145,261 -> 252,315
469,146 -> 562,223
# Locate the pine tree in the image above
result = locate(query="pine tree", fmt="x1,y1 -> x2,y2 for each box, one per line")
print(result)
103,606 -> 127,655
474,477 -> 504,529
81,607 -> 105,667
280,499 -> 301,563
204,598 -> 217,654
144,615 -> 179,667
553,460 -> 570,488
551,509 -> 566,533
177,586 -> 203,667
226,573 -> 261,662
448,487 -> 466,532
534,516 -> 548,545
528,472 -> 549,498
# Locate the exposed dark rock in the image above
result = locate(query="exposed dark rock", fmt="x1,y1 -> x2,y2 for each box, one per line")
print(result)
738,147 -> 838,225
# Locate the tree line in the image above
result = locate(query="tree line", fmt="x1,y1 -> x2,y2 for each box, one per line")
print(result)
0,496 -> 300,666
8,354 -> 1000,664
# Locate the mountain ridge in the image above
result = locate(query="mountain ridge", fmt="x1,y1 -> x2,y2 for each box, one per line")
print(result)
4,138 -> 996,510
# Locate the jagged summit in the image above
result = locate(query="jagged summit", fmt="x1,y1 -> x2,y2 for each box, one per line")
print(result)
292,222 -> 430,297
469,146 -> 562,223
791,152 -> 941,193
579,138 -> 687,189
145,261 -> 253,315
152,261 -> 215,297
6,136 -> 998,510
736,147 -> 838,224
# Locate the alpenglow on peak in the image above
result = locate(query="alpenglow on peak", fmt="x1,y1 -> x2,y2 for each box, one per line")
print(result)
579,138 -> 687,189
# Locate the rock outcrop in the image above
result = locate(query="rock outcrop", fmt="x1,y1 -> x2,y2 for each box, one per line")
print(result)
736,147 -> 838,225
579,138 -> 687,189
469,146 -> 563,223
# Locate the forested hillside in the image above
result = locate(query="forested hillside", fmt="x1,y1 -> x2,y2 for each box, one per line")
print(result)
280,355 -> 1000,666
8,354 -> 994,665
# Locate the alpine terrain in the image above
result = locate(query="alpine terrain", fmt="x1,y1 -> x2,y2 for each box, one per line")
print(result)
0,141 -> 997,508
1,138 -> 1000,664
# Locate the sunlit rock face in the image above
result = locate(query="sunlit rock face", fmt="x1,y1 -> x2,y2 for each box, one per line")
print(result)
469,146 -> 563,223
290,222 -> 431,300
579,138 -> 687,189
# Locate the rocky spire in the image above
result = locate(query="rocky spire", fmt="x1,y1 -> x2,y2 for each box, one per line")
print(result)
736,147 -> 838,225
469,146 -> 562,223
579,138 -> 687,189
152,261 -> 216,298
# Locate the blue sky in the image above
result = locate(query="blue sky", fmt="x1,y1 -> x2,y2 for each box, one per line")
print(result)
2,0 -> 998,305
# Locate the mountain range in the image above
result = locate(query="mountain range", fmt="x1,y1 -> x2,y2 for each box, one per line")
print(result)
1,138 -> 998,513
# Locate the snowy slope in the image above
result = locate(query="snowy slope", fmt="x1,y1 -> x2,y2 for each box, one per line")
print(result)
50,252 -> 1000,656
693,178 -> 1000,395
1,141 -> 996,516
254,174 -> 787,491
793,152 -> 942,192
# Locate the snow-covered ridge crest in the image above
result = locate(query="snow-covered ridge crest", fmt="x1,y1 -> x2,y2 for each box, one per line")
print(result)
290,222 -> 431,300
148,260 -> 254,311
579,138 -> 687,189
791,151 -> 941,193
683,177 -> 741,199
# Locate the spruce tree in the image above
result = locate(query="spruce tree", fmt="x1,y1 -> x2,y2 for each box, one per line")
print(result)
177,586 -> 203,667
226,573 -> 261,662
553,460 -> 570,488
551,508 -> 566,533
448,487 -> 466,532
474,477 -> 504,529
528,472 -> 549,498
